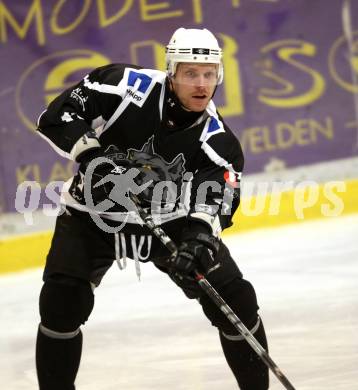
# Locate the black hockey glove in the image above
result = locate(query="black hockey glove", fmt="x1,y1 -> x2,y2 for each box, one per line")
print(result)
170,221 -> 221,277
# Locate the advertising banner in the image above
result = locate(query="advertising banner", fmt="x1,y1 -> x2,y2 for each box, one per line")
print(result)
0,0 -> 357,211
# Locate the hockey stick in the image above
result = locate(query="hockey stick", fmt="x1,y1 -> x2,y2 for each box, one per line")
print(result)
130,194 -> 296,390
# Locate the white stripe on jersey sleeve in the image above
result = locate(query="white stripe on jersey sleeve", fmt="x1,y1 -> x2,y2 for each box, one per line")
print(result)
36,109 -> 47,127
91,115 -> 106,130
200,101 -> 240,174
83,75 -> 124,96
37,130 -> 72,160
200,140 -> 237,174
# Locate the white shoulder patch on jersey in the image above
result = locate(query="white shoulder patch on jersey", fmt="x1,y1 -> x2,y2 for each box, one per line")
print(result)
101,69 -> 165,133
123,68 -> 166,108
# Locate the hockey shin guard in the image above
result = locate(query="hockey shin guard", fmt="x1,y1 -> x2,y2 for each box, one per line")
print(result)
219,317 -> 269,390
36,324 -> 83,390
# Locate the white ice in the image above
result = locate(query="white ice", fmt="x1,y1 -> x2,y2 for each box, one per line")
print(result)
1,214 -> 357,389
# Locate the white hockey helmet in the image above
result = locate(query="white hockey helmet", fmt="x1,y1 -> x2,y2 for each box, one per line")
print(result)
166,28 -> 223,84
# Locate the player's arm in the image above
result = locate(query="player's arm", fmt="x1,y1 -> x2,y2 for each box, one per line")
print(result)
171,128 -> 244,276
36,64 -> 128,162
189,129 -> 244,235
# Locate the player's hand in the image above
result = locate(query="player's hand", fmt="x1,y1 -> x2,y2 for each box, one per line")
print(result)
170,222 -> 220,276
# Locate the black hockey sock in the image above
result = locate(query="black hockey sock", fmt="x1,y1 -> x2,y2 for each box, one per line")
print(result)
36,325 -> 83,390
219,318 -> 269,390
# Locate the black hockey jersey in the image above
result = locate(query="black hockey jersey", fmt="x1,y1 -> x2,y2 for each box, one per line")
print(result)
37,64 -> 244,234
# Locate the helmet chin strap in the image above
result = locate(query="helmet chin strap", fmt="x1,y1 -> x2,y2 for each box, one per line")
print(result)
211,85 -> 218,99
167,77 -> 190,111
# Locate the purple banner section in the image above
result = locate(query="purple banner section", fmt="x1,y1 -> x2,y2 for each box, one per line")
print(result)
0,0 -> 358,211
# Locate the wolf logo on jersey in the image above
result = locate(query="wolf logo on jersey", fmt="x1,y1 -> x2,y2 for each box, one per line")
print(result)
127,136 -> 186,207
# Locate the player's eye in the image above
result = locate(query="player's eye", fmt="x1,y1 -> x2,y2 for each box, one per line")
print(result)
185,70 -> 196,78
205,72 -> 216,79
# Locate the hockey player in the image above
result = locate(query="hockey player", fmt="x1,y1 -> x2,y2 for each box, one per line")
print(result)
35,28 -> 269,389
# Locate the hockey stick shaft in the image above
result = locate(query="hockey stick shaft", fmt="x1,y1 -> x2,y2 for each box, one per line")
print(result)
131,195 -> 295,390
195,275 -> 295,389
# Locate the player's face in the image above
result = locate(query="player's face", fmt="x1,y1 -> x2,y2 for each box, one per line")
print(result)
170,63 -> 219,112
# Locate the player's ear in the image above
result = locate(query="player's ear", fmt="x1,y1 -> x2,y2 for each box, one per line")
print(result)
168,77 -> 174,91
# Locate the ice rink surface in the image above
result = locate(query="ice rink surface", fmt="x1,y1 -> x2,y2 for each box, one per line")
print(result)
1,214 -> 357,390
